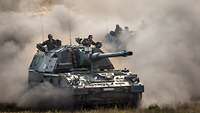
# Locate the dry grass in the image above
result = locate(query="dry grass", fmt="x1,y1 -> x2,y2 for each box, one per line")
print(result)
0,103 -> 200,113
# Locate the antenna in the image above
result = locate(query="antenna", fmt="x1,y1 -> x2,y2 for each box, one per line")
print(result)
67,7 -> 72,46
68,20 -> 72,46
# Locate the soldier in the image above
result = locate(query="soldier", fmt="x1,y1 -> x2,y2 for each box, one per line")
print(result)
88,35 -> 96,45
115,24 -> 122,36
82,35 -> 96,47
38,34 -> 61,51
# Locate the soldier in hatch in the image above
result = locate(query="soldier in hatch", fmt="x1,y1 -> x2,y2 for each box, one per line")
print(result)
82,35 -> 96,47
41,34 -> 57,51
37,34 -> 61,52
76,35 -> 102,48
115,24 -> 122,36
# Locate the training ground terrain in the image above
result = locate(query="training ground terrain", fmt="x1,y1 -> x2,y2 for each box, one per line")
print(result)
0,103 -> 200,113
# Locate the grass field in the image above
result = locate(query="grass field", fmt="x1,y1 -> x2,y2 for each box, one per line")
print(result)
0,103 -> 200,113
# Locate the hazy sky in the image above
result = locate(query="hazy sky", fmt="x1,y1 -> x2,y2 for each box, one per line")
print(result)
0,0 -> 200,107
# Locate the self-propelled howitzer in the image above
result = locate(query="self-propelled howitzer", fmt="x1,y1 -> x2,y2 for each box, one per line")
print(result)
28,38 -> 144,107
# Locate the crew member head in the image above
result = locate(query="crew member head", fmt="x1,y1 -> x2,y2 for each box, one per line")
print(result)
88,35 -> 93,39
48,34 -> 53,40
116,24 -> 120,29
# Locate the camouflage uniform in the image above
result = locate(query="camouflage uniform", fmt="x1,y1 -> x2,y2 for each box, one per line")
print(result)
82,35 -> 96,47
115,24 -> 122,36
37,34 -> 61,52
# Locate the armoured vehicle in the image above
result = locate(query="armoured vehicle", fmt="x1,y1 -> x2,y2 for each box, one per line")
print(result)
28,35 -> 144,107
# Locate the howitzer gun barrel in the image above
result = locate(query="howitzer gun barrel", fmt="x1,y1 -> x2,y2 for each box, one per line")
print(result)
91,50 -> 133,60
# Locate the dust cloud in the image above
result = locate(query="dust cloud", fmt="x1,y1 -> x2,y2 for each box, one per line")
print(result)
0,0 -> 199,107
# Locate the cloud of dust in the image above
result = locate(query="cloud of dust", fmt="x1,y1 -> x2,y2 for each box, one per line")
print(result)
0,0 -> 76,104
57,0 -> 200,106
0,0 -> 200,108
17,82 -> 73,109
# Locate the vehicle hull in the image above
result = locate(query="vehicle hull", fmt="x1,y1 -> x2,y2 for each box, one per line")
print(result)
28,70 -> 144,107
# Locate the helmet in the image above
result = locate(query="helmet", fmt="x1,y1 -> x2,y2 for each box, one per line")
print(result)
48,34 -> 53,39
88,35 -> 93,39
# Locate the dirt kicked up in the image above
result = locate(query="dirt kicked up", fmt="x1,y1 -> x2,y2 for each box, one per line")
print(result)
0,103 -> 200,113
